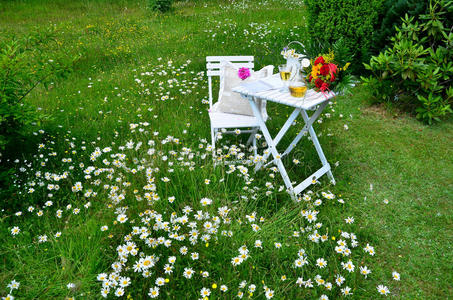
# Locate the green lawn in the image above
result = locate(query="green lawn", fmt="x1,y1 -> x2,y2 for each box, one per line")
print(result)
1,0 -> 452,299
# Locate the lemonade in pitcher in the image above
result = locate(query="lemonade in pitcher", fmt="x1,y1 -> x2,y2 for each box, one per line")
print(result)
289,85 -> 307,98
289,69 -> 307,98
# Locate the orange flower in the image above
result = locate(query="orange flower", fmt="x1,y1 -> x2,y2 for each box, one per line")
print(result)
311,64 -> 322,79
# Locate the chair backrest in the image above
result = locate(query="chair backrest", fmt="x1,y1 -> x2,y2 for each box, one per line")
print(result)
206,56 -> 254,109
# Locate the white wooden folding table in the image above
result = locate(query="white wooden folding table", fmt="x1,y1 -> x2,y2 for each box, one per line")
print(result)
232,81 -> 336,200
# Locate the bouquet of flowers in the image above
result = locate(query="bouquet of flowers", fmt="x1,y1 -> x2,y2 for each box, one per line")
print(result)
304,51 -> 351,94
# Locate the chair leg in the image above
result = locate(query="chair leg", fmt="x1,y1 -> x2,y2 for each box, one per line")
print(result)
253,135 -> 257,157
211,127 -> 216,163
246,131 -> 254,146
246,128 -> 258,146
246,127 -> 259,156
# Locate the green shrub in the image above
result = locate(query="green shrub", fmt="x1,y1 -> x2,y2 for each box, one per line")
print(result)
148,0 -> 173,12
362,0 -> 453,124
0,28 -> 77,150
0,27 -> 78,199
304,0 -> 384,74
372,0 -> 427,52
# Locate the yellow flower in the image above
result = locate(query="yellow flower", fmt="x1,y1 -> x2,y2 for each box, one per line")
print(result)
212,283 -> 217,289
311,64 -> 322,79
323,50 -> 335,64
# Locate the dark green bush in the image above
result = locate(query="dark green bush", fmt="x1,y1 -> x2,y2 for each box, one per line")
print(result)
372,0 -> 427,52
304,0 -> 384,74
362,0 -> 453,124
149,0 -> 173,12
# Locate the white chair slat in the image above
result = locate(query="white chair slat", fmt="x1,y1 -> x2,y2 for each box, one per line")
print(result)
207,62 -> 254,71
207,70 -> 221,76
206,56 -> 254,62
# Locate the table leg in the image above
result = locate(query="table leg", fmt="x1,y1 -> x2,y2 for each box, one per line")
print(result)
300,108 -> 335,185
281,101 -> 329,158
255,107 -> 301,171
247,96 -> 295,194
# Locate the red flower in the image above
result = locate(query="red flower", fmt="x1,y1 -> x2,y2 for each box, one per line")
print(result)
315,78 -> 324,89
320,82 -> 330,92
314,56 -> 325,65
308,75 -> 313,82
328,63 -> 338,82
330,74 -> 336,82
320,64 -> 330,76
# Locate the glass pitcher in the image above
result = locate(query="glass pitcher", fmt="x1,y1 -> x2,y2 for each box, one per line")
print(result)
288,66 -> 308,98
283,41 -> 308,97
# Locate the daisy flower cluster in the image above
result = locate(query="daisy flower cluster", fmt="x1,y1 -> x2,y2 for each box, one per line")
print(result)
281,48 -> 303,59
203,19 -> 300,55
87,135 -> 393,299
1,280 -> 20,300
133,59 -> 203,103
219,0 -> 304,11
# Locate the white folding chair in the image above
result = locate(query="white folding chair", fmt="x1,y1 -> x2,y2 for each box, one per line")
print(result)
206,56 -> 270,157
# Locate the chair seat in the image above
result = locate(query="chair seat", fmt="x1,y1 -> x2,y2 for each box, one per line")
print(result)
209,111 -> 268,129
